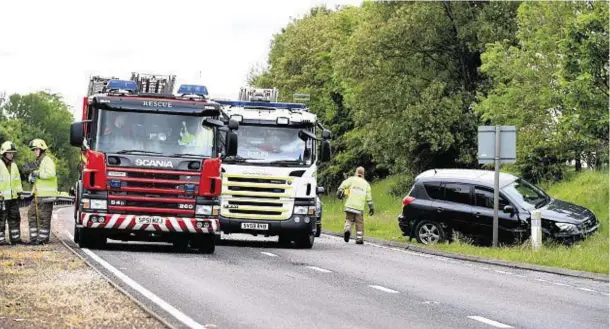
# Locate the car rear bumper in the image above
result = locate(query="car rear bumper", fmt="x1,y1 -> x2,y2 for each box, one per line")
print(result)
397,214 -> 412,236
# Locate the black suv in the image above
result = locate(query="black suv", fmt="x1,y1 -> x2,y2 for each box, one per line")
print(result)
398,169 -> 599,245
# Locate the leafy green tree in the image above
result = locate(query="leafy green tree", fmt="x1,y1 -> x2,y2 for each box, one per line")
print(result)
0,91 -> 80,191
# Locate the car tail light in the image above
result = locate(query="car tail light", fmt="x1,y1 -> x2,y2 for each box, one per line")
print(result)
402,196 -> 415,206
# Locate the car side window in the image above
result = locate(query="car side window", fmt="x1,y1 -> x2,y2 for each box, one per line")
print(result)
474,186 -> 509,209
443,183 -> 472,205
424,182 -> 443,200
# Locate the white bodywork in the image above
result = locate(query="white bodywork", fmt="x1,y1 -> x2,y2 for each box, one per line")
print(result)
219,103 -> 319,222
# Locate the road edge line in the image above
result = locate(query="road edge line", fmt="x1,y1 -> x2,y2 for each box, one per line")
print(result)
321,230 -> 609,282
49,208 -> 178,329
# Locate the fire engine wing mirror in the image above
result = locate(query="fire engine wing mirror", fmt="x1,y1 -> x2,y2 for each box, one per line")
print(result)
322,129 -> 332,140
202,118 -> 224,128
316,186 -> 325,195
320,140 -> 332,163
70,121 -> 85,147
228,119 -> 239,131
298,130 -> 318,142
226,131 -> 238,157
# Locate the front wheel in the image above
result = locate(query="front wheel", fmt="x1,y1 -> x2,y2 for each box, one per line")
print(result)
196,235 -> 216,254
295,232 -> 315,249
315,223 -> 322,237
78,228 -> 106,249
415,220 -> 446,245
73,225 -> 80,243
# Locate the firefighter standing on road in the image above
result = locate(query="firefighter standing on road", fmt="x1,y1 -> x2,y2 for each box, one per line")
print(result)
0,142 -> 24,245
337,167 -> 374,244
26,139 -> 58,245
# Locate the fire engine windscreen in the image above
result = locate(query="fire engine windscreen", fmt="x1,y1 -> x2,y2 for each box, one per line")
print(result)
95,110 -> 214,156
235,125 -> 312,165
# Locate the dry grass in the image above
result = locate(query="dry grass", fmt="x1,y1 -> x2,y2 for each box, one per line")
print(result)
0,209 -> 167,329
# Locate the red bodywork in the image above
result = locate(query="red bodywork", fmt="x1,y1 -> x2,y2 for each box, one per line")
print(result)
77,93 -> 223,234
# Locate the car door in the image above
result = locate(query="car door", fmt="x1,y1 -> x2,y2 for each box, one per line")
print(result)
432,182 -> 474,234
472,186 -> 521,240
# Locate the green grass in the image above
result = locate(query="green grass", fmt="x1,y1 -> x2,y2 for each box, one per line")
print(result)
321,169 -> 609,274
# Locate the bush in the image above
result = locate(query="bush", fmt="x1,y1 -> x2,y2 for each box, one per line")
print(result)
387,173 -> 415,197
517,145 -> 569,184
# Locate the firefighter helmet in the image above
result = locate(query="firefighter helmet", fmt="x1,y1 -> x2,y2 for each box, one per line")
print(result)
29,139 -> 48,151
0,141 -> 17,155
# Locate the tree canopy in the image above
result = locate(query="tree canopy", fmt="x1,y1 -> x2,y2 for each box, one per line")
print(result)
250,1 -> 609,187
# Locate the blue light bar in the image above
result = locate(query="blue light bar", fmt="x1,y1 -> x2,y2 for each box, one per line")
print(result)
214,100 -> 307,110
178,84 -> 208,96
106,79 -> 137,92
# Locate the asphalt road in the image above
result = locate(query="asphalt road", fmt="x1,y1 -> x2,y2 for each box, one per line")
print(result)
54,207 -> 609,329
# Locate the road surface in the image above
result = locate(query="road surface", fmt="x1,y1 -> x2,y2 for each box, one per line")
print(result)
54,207 -> 609,329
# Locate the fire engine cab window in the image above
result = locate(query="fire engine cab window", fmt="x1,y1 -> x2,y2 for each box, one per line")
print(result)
94,110 -> 214,157
235,125 -> 309,165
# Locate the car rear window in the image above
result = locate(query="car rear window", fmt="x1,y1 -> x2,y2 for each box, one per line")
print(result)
424,182 -> 443,199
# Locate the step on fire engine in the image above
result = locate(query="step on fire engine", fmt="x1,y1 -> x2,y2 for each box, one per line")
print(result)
69,73 -> 239,253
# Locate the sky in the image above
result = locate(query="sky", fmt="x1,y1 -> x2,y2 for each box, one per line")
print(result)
0,0 -> 362,119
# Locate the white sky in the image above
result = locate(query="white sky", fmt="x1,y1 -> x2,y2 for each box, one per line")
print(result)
0,0 -> 362,119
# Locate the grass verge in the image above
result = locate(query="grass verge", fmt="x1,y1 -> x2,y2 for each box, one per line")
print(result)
0,209 -> 167,329
321,169 -> 609,274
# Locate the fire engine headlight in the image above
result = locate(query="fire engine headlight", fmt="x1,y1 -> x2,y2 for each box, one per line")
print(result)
90,199 -> 107,210
196,205 -> 213,216
294,206 -> 308,215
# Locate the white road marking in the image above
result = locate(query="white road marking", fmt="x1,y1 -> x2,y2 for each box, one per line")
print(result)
65,232 -> 206,329
552,282 -> 572,287
306,266 -> 332,273
494,270 -> 513,275
368,285 -> 399,294
468,316 -> 513,328
514,274 -> 527,278
535,278 -> 550,283
260,252 -> 278,257
422,301 -> 440,305
578,287 -> 597,293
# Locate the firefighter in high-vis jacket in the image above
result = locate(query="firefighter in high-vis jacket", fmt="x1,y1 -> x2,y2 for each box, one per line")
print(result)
26,139 -> 58,245
337,167 -> 374,244
0,142 -> 24,245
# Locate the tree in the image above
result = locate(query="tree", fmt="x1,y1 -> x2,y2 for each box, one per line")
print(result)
0,91 -> 79,191
475,1 -> 609,182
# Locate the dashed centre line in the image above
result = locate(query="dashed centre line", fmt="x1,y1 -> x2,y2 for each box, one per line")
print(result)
260,252 -> 278,257
368,285 -> 400,294
467,316 -> 513,328
306,266 -> 332,273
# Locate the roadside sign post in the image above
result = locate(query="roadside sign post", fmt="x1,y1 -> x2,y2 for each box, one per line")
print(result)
478,126 -> 517,248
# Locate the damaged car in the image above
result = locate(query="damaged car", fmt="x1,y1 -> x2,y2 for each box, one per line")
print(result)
397,169 -> 599,245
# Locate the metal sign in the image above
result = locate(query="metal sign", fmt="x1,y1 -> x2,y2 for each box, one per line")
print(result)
477,125 -> 517,247
477,126 -> 517,164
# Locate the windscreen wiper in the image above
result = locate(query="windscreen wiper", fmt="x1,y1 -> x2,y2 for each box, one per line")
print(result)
170,153 -> 203,158
267,160 -> 304,165
116,150 -> 162,155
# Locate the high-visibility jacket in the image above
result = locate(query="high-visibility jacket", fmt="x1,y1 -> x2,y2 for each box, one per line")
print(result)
179,128 -> 214,151
0,160 -> 23,200
32,155 -> 58,198
338,175 -> 373,214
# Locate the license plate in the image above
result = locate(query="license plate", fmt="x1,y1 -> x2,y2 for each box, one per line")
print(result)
241,223 -> 269,230
136,216 -> 165,225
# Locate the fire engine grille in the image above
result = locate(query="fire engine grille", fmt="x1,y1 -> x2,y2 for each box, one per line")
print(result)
221,174 -> 294,220
106,167 -> 200,215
